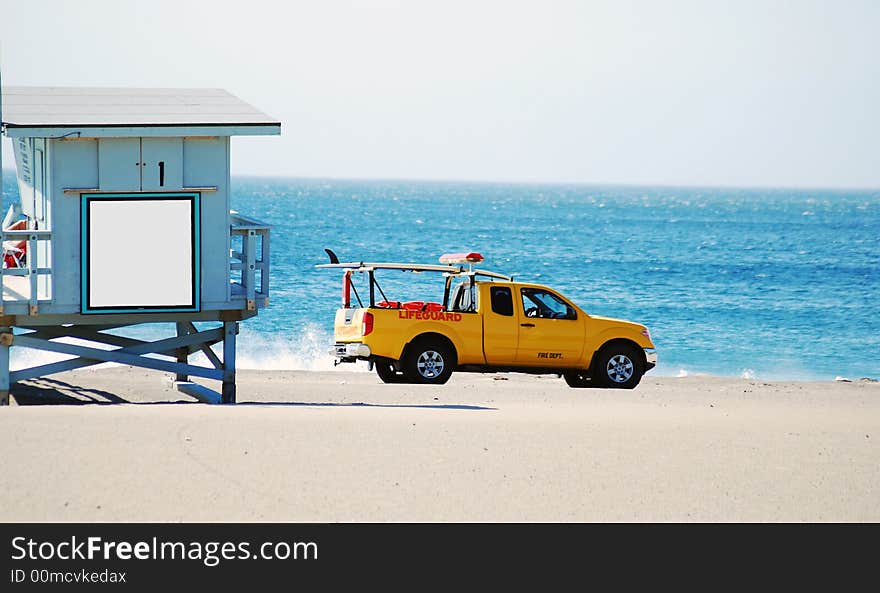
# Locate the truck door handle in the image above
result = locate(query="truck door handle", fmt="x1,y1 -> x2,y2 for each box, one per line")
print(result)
520,323 -> 535,327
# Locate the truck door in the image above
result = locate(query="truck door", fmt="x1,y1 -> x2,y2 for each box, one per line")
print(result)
514,286 -> 585,366
481,284 -> 518,364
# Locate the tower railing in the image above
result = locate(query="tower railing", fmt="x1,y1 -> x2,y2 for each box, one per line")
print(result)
0,228 -> 53,315
229,211 -> 270,311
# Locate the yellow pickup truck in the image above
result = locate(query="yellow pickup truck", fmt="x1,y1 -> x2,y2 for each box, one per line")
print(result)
317,252 -> 657,389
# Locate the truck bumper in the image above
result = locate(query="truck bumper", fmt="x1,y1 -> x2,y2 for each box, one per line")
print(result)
332,342 -> 372,362
644,348 -> 657,370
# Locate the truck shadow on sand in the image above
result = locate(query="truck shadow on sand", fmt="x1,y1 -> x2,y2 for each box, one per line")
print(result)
236,402 -> 497,411
9,378 -> 496,410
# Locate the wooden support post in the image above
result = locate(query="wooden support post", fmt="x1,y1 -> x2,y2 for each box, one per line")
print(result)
175,322 -> 189,382
222,321 -> 237,404
0,326 -> 10,406
184,322 -> 223,369
174,381 -> 221,405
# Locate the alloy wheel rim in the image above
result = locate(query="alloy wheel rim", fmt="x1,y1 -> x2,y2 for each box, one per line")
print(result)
606,354 -> 634,383
417,350 -> 445,378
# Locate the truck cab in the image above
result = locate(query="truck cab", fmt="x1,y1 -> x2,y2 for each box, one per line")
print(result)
319,252 -> 656,389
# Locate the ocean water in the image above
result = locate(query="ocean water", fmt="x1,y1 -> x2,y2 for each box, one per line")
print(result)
3,174 -> 878,380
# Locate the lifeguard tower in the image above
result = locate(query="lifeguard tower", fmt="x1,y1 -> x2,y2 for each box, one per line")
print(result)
0,87 -> 280,404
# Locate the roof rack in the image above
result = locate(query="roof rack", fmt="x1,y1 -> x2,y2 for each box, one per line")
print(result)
316,262 -> 512,281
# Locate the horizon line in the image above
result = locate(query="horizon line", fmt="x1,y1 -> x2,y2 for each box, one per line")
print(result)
2,167 -> 880,193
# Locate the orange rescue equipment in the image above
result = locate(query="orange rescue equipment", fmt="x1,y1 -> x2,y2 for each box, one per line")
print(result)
342,270 -> 352,308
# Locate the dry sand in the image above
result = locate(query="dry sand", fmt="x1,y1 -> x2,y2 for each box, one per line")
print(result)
1,367 -> 878,522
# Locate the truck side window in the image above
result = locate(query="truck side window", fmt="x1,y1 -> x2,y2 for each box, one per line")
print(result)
490,286 -> 513,316
521,288 -> 577,320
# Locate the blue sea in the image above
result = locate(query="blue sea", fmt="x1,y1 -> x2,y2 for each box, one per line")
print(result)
3,174 -> 879,380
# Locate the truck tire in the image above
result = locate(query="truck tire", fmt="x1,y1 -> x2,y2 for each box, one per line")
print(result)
375,359 -> 405,384
403,340 -> 454,385
594,344 -> 643,389
562,370 -> 592,388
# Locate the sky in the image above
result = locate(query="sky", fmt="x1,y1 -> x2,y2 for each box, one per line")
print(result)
1,0 -> 879,188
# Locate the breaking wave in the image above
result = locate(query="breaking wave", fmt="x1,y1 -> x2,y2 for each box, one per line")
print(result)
8,324 -> 362,374
235,324 -> 355,371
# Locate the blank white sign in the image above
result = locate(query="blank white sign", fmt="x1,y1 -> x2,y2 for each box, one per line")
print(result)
87,199 -> 195,309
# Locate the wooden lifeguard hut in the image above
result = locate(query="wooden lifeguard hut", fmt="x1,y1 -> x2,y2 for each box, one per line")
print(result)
0,87 -> 280,404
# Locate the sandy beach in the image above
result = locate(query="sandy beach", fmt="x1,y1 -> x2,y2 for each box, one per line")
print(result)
1,367 -> 877,522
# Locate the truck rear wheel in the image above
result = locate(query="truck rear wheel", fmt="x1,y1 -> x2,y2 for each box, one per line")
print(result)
404,340 -> 454,385
563,370 -> 592,388
594,344 -> 643,389
375,359 -> 405,384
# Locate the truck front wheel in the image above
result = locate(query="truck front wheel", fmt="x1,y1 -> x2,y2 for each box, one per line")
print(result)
404,340 -> 454,385
594,344 -> 643,389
